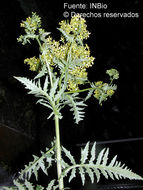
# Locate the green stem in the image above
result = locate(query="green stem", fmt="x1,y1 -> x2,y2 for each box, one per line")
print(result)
55,115 -> 64,190
36,37 -> 53,87
65,87 -> 94,94
45,59 -> 53,87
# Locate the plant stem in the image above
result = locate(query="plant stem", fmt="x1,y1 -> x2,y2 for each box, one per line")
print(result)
55,114 -> 64,190
36,37 -> 53,88
65,87 -> 94,94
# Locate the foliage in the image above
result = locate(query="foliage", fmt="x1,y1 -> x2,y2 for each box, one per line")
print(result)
1,12 -> 142,190
62,142 -> 143,185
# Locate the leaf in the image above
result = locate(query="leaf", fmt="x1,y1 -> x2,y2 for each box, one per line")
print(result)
84,89 -> 94,101
80,142 -> 89,164
36,185 -> 44,190
14,77 -> 50,100
89,142 -> 96,163
86,167 -> 94,183
13,180 -> 25,190
36,99 -> 53,110
54,84 -> 65,102
69,168 -> 76,182
96,148 -> 106,165
49,78 -> 59,99
57,28 -> 74,43
19,146 -> 54,181
46,180 -> 55,190
25,180 -> 34,190
43,76 -> 49,92
102,148 -> 109,166
64,94 -> 86,124
62,141 -> 143,185
53,57 -> 65,70
93,168 -> 101,183
34,65 -> 47,79
109,155 -> 117,167
62,146 -> 76,165
79,167 -> 85,186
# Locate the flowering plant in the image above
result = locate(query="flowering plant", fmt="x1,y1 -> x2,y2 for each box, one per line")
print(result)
2,13 -> 142,190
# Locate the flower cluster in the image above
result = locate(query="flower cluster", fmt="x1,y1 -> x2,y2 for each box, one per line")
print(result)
41,36 -> 68,64
17,12 -> 119,105
59,15 -> 95,91
20,12 -> 41,34
17,12 -> 43,45
59,14 -> 90,41
24,57 -> 40,71
37,15 -> 95,91
94,81 -> 117,105
67,43 -> 95,91
106,69 -> 119,81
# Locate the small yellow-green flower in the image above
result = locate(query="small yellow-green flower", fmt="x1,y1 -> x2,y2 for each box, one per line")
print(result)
106,69 -> 119,80
20,12 -> 41,34
107,89 -> 115,96
24,57 -> 40,71
95,81 -> 103,88
59,14 -> 90,40
67,79 -> 79,91
94,89 -> 101,99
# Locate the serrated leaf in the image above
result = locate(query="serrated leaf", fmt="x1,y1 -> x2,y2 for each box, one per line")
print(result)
25,180 -> 34,190
100,168 -> 108,179
102,148 -> 109,166
79,167 -> 85,186
39,161 -> 47,175
96,148 -> 106,165
69,168 -> 76,182
89,142 -> 96,163
13,180 -> 25,190
86,167 -> 94,183
85,89 -> 94,101
80,142 -> 89,164
43,76 -> 49,92
46,180 -> 55,190
34,65 -> 47,79
62,146 -> 76,164
93,168 -> 101,183
61,158 -> 69,170
19,146 -> 54,181
109,155 -> 117,167
54,84 -> 65,102
14,77 -> 50,100
49,78 -> 59,98
64,94 -> 86,124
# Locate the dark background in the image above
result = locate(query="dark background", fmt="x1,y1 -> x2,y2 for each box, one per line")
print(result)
0,0 -> 143,189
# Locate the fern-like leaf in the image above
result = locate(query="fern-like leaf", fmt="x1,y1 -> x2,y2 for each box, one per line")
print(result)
62,146 -> 76,165
79,167 -> 85,185
19,146 -> 54,181
1,180 -> 45,190
14,77 -> 49,99
89,142 -> 96,163
64,94 -> 86,124
80,142 -> 89,164
61,141 -> 143,185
